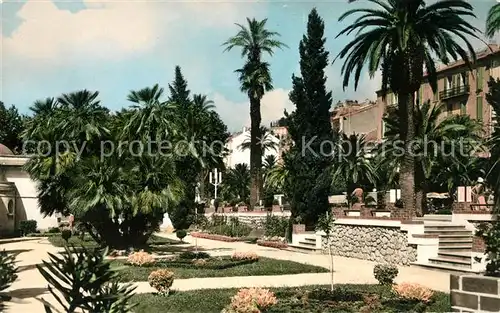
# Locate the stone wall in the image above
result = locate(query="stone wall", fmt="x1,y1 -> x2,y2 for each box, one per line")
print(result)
322,223 -> 417,265
451,274 -> 500,312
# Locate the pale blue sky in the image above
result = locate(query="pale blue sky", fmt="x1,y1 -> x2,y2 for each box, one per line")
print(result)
1,0 -> 494,131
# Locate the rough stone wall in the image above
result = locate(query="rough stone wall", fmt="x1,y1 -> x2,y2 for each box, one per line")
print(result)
322,224 -> 417,265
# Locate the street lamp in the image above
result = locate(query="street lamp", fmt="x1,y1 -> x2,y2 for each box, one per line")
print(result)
209,168 -> 222,200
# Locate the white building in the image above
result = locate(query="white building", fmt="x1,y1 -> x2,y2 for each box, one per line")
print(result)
0,144 -> 58,235
224,127 -> 281,168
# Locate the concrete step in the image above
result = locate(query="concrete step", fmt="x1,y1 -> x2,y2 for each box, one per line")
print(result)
438,239 -> 473,247
417,215 -> 453,222
287,243 -> 323,254
424,225 -> 467,231
439,246 -> 473,253
436,251 -> 472,262
425,230 -> 472,237
429,256 -> 471,268
412,261 -> 481,274
303,237 -> 316,243
298,240 -> 316,247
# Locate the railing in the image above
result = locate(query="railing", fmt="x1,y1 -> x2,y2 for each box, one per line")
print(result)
439,85 -> 470,100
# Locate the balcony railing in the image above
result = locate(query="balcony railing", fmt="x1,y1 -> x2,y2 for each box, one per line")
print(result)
439,85 -> 470,100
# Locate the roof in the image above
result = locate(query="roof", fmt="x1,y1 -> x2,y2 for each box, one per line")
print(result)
331,102 -> 378,120
429,44 -> 500,75
0,144 -> 14,156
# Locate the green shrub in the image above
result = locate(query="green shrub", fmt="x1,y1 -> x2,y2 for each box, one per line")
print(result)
308,287 -> 363,302
263,214 -> 289,238
47,227 -> 61,233
272,199 -> 280,205
61,228 -> 72,242
19,220 -> 37,236
37,245 -> 136,312
373,264 -> 399,285
176,229 -> 187,241
178,251 -> 210,260
476,222 -> 500,277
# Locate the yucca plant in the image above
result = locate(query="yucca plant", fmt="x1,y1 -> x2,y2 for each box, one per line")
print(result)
0,249 -> 18,304
37,245 -> 136,313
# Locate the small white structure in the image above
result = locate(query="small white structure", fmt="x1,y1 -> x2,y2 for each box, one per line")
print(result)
224,127 -> 281,168
0,144 -> 58,235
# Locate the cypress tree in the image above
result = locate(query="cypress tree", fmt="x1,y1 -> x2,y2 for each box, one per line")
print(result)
284,8 -> 333,226
168,66 -> 191,108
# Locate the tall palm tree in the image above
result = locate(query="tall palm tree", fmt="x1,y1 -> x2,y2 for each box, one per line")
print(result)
223,18 -> 287,208
336,0 -> 479,216
487,2 -> 500,38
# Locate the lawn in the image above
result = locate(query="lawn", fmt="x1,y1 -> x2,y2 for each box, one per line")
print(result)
131,285 -> 451,313
112,257 -> 328,281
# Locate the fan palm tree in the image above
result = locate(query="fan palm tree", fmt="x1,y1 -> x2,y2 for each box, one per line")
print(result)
336,0 -> 480,216
223,18 -> 287,208
487,2 -> 500,38
223,163 -> 251,201
333,133 -> 377,201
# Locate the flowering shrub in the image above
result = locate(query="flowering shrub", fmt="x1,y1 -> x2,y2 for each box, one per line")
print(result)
148,269 -> 174,296
127,251 -> 155,267
222,288 -> 277,313
256,240 -> 288,249
191,258 -> 207,266
231,252 -> 259,261
393,283 -> 434,303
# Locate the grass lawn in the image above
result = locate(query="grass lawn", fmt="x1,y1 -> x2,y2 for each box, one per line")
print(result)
48,234 -> 183,249
131,284 -> 451,313
112,257 -> 328,281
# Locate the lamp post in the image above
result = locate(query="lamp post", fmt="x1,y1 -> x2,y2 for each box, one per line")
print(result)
209,168 -> 222,200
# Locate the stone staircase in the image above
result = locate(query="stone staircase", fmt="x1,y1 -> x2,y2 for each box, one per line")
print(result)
415,222 -> 477,272
287,233 -> 323,254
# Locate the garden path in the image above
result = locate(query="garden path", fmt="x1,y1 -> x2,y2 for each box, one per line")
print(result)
2,233 -> 451,312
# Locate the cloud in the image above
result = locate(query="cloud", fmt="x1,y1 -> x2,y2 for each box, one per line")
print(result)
212,88 -> 293,132
2,0 -> 256,65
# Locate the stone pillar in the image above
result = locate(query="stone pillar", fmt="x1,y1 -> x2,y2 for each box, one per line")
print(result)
0,181 -> 17,235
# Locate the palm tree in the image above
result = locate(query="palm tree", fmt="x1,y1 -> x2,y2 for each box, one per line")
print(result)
223,18 -> 287,209
336,0 -> 480,216
239,126 -> 279,154
381,101 -> 483,214
223,163 -> 251,201
263,155 -> 277,172
333,133 -> 377,202
487,2 -> 500,38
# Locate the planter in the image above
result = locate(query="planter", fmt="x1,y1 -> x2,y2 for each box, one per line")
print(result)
292,224 -> 306,234
272,205 -> 281,212
372,210 -> 391,218
223,206 -> 233,213
237,206 -> 248,212
257,240 -> 288,249
190,232 -> 243,242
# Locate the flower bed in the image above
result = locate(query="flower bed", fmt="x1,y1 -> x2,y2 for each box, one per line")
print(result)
190,232 -> 244,242
155,257 -> 258,270
256,240 -> 288,249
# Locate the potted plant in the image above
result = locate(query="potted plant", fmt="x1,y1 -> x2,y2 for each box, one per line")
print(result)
237,201 -> 247,212
272,199 -> 281,212
223,201 -> 233,213
292,216 -> 305,234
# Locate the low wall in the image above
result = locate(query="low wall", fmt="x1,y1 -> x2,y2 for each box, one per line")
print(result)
321,219 -> 418,265
451,274 -> 500,312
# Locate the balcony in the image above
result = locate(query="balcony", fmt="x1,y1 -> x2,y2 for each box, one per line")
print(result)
439,85 -> 470,100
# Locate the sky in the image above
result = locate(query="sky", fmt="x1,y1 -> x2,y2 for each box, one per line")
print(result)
1,0 -> 495,132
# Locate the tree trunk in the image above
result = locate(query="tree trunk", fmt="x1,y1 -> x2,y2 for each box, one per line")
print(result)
249,97 -> 262,209
398,92 -> 416,218
414,162 -> 426,217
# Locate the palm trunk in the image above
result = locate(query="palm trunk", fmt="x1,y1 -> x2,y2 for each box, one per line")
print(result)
249,97 -> 262,209
414,162 -> 426,217
399,92 -> 416,218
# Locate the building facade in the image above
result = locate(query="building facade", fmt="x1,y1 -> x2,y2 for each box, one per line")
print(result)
224,127 -> 281,169
378,45 -> 500,138
0,144 -> 58,235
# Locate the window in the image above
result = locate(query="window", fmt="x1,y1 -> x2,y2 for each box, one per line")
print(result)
419,85 -> 424,104
7,200 -> 13,215
476,67 -> 484,91
460,101 -> 466,115
447,102 -> 453,115
477,96 -> 483,121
